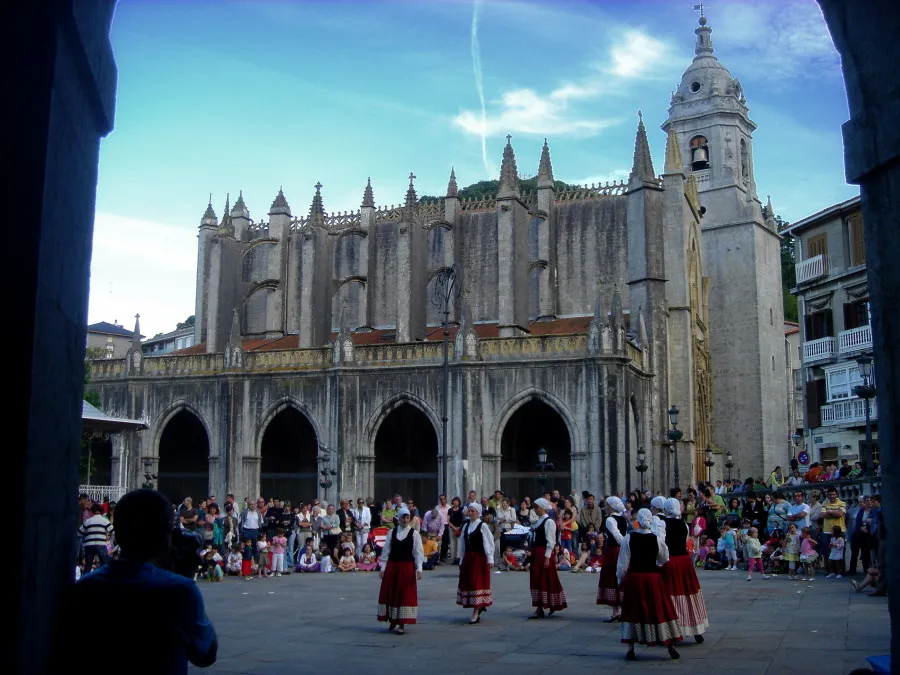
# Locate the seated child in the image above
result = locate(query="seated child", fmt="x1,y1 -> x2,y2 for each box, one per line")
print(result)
296,543 -> 321,573
693,535 -> 710,567
555,544 -> 573,571
571,540 -> 592,572
318,544 -> 334,573
337,545 -> 357,572
704,541 -> 726,570
422,533 -> 441,570
202,549 -> 224,581
225,544 -> 243,576
357,543 -> 379,571
503,546 -> 521,571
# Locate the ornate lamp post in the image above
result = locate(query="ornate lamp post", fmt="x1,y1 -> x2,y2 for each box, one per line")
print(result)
431,263 -> 461,495
704,446 -> 715,484
317,443 -> 337,503
536,447 -> 554,496
853,355 -> 877,468
667,405 -> 683,490
141,458 -> 157,490
725,451 -> 734,482
636,446 -> 648,494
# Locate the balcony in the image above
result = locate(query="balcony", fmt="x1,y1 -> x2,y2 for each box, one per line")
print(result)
795,254 -> 827,284
803,337 -> 837,364
821,398 -> 878,427
838,324 -> 873,356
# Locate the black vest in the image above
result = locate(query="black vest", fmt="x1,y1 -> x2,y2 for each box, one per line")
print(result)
388,528 -> 415,562
629,532 -> 661,573
464,521 -> 485,554
665,518 -> 689,556
603,515 -> 628,545
531,517 -> 550,548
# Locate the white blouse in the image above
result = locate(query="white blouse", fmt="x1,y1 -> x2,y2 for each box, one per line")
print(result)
379,525 -> 425,573
651,514 -> 667,538
616,530 -> 670,585
458,520 -> 495,562
604,516 -> 626,545
534,516 -> 556,559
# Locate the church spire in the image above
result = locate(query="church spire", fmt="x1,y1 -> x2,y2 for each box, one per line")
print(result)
404,172 -> 418,211
231,190 -> 249,218
200,194 -> 217,227
131,313 -> 142,351
362,177 -> 375,208
269,187 -> 291,216
446,167 -> 458,198
497,134 -> 520,199
629,111 -> 656,184
663,126 -> 684,174
308,181 -> 325,227
537,138 -> 555,188
694,12 -> 714,56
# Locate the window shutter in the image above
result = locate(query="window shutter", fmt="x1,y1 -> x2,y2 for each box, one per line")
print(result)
849,212 -> 866,266
807,233 -> 828,261
806,379 -> 821,429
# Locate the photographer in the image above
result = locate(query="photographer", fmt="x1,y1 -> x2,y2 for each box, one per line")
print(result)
54,489 -> 217,673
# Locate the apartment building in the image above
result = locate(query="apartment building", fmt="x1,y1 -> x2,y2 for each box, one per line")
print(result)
785,195 -> 878,469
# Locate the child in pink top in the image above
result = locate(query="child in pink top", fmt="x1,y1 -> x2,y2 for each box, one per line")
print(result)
271,528 -> 288,576
799,527 -> 818,584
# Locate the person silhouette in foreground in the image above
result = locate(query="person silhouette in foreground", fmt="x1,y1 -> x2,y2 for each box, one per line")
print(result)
54,489 -> 217,674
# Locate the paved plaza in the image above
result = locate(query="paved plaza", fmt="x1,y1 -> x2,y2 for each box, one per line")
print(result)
197,566 -> 889,674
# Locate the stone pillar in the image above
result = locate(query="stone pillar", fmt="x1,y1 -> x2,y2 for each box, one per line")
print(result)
242,456 -> 261,501
395,223 -> 413,342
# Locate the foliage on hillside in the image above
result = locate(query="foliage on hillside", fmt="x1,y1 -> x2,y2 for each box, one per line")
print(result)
778,218 -> 798,323
419,177 -> 576,203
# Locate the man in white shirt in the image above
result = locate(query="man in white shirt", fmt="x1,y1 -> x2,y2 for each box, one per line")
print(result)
436,494 -> 451,560
785,491 -> 811,531
354,498 -> 372,553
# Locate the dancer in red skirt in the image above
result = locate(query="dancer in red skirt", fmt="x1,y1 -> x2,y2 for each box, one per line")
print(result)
617,508 -> 683,660
597,496 -> 627,621
456,503 -> 495,624
662,497 -> 708,642
377,506 -> 424,635
528,498 -> 567,619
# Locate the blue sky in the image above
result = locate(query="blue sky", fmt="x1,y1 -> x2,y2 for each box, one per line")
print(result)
90,0 -> 856,337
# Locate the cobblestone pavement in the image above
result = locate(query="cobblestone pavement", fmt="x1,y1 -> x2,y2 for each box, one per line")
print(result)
196,565 -> 889,674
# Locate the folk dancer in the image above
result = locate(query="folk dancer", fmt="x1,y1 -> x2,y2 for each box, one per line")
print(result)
662,498 -> 709,642
617,508 -> 683,661
528,498 -> 568,619
597,496 -> 628,621
377,506 -> 424,635
456,503 -> 495,624
649,496 -> 668,538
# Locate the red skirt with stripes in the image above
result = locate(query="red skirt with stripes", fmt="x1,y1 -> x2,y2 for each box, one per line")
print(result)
377,560 -> 418,624
597,543 -> 623,606
529,546 -> 568,611
457,551 -> 493,608
662,553 -> 709,636
620,571 -> 684,646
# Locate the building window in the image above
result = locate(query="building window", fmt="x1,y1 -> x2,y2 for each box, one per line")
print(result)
806,233 -> 828,261
804,310 -> 833,340
241,247 -> 255,283
825,363 -> 869,402
848,211 -> 866,266
689,136 -> 709,171
770,308 -> 773,325
843,299 -> 870,330
772,355 -> 775,371
740,138 -> 749,183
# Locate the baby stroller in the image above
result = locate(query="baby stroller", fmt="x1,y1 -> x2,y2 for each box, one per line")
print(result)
367,526 -> 391,556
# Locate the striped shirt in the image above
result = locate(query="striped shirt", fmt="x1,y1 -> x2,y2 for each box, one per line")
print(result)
79,514 -> 112,546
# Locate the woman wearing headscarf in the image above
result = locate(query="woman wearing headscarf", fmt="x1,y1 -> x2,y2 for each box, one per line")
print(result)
597,496 -> 628,621
528,498 -> 568,619
617,508 -> 683,661
662,497 -> 708,642
649,496 -> 668,538
456,503 -> 495,624
377,506 -> 424,635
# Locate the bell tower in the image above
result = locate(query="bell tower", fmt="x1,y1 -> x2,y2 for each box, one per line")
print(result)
663,11 -> 787,480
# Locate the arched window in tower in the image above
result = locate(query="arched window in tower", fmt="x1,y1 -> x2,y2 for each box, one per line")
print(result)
690,136 -> 710,171
740,138 -> 749,184
241,247 -> 255,283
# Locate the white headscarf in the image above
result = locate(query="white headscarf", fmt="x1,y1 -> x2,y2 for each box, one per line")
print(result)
534,498 -> 552,512
396,506 -> 410,519
650,496 -> 666,510
605,496 -> 625,514
636,508 -> 653,530
466,502 -> 482,517
664,498 -> 682,518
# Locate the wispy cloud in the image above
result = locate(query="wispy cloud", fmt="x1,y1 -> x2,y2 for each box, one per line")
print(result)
469,0 -> 491,176
89,212 -> 197,338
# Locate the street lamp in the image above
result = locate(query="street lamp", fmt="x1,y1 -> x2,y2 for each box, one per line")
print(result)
853,355 -> 877,469
317,444 -> 338,503
536,447 -> 554,496
636,446 -> 648,493
667,405 -> 683,490
141,458 -> 157,490
791,432 -> 802,468
704,446 -> 715,484
725,451 -> 734,481
431,263 -> 462,495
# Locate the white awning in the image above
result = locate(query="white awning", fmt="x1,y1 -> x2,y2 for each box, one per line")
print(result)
82,400 -> 148,434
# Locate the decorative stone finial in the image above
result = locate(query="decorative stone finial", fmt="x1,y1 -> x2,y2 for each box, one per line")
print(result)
229,307 -> 241,344
362,177 -> 375,208
231,190 -> 249,219
201,195 -> 217,226
694,5 -> 714,56
537,138 -> 555,189
446,167 -> 458,198
308,182 -> 326,226
629,112 -> 656,184
132,313 -> 142,348
405,172 -> 418,211
664,126 -> 684,174
497,134 -> 520,199
269,186 -> 291,216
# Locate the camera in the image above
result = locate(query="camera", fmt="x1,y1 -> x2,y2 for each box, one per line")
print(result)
169,527 -> 204,578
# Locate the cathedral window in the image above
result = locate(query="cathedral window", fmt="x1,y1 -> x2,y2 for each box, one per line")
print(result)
689,136 -> 709,171
241,248 -> 255,283
740,139 -> 749,184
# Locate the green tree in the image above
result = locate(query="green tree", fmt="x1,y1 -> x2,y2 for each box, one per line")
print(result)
778,220 -> 799,323
176,315 -> 195,330
419,178 -> 578,204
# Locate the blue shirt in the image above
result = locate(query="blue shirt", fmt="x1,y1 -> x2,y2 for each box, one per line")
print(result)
59,560 -> 217,674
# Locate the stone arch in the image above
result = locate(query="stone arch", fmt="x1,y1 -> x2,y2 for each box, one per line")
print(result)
490,387 -> 580,456
331,276 -> 367,332
150,399 -> 214,460
254,396 -> 322,504
365,391 -> 442,457
151,400 -> 212,505
254,396 -> 325,455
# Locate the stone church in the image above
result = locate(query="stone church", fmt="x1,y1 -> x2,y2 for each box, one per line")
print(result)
89,16 -> 786,506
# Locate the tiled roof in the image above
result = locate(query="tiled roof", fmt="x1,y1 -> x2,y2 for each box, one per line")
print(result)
172,316 -> 596,356
87,321 -> 141,338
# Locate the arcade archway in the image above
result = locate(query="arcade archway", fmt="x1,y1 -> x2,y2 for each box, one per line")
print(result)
500,399 -> 571,501
260,406 -> 318,505
81,437 -> 112,486
374,403 -> 438,506
157,410 -> 210,505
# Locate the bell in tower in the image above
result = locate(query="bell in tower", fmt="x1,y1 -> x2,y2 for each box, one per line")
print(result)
690,136 -> 709,171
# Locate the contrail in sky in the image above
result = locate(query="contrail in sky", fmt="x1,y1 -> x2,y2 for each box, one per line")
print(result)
470,0 -> 492,177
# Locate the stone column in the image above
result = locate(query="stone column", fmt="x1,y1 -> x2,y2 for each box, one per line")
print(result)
242,456 -> 261,501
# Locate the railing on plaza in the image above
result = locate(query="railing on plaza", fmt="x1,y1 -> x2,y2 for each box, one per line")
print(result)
716,476 -> 881,510
79,485 -> 127,502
